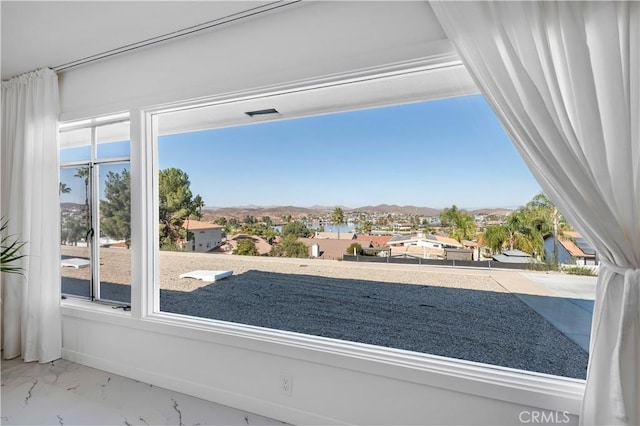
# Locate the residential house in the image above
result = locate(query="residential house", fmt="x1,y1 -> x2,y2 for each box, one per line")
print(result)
544,231 -> 598,266
387,233 -> 464,259
299,237 -> 373,260
222,234 -> 272,256
314,231 -> 357,240
183,220 -> 224,252
356,234 -> 393,248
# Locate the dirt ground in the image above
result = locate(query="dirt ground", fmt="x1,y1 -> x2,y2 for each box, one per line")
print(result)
61,245 -> 512,293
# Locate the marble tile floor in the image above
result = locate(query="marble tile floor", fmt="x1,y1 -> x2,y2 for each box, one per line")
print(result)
1,357 -> 287,426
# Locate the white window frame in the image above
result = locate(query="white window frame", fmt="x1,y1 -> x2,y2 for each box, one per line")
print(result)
60,115 -> 131,303
63,58 -> 585,417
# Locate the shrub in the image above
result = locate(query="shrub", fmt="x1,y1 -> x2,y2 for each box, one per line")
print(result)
270,235 -> 309,258
563,265 -> 597,276
282,221 -> 312,238
160,243 -> 185,252
233,239 -> 260,256
346,243 -> 363,255
526,262 -> 555,272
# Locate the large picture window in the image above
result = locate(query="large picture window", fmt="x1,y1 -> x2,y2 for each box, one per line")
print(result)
59,116 -> 132,305
149,72 -> 594,380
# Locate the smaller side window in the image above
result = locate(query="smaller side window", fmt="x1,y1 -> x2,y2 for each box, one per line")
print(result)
59,116 -> 132,305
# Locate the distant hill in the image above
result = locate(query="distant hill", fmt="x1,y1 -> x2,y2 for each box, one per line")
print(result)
202,205 -> 327,222
350,204 -> 441,216
202,204 -> 443,221
201,205 -> 514,221
61,202 -> 84,209
469,208 -> 513,216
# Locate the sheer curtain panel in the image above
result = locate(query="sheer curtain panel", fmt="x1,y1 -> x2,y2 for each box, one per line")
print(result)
429,2 -> 639,425
1,68 -> 62,362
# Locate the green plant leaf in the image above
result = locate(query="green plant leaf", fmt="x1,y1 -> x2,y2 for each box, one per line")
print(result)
1,218 -> 27,274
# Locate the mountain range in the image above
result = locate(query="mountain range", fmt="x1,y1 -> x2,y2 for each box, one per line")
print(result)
62,202 -> 512,220
201,204 -> 512,220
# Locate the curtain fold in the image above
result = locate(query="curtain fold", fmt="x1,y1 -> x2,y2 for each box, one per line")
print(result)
429,2 -> 639,425
1,68 -> 62,363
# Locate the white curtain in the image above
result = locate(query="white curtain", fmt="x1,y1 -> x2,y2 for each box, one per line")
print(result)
429,1 -> 639,425
1,68 -> 62,362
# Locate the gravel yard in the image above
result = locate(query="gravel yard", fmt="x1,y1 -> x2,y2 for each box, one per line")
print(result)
61,246 -> 589,379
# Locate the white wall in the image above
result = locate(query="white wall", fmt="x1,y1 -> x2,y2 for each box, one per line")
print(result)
62,302 -> 582,425
58,1 -> 449,120
57,2 -> 585,424
189,228 -> 222,252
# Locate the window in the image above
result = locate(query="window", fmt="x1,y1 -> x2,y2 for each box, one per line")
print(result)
59,116 -> 131,305
148,69 -> 592,380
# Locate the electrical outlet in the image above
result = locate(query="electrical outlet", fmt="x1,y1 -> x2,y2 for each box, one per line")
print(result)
280,373 -> 293,396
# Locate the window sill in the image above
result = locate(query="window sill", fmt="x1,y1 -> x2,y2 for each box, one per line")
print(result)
61,297 -> 132,316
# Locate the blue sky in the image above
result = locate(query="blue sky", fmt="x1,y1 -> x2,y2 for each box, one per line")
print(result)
60,94 -> 541,209
158,94 -> 540,210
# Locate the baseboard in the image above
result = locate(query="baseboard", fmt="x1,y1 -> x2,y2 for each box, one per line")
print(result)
62,348 -> 344,425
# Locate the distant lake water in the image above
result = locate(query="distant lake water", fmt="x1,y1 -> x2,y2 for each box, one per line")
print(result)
314,224 -> 356,233
272,223 -> 356,233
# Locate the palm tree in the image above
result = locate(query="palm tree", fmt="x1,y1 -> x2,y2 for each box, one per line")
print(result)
501,209 -> 541,257
331,207 -> 345,240
59,182 -> 71,194
190,194 -> 204,220
439,205 -> 476,243
491,203 -> 556,262
74,166 -> 90,230
526,192 -> 567,265
479,224 -> 509,255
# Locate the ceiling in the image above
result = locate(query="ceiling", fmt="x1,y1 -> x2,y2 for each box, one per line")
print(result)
1,1 -> 278,80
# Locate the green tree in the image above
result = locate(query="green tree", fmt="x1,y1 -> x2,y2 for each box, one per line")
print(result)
361,220 -> 373,235
270,235 -> 309,258
100,169 -> 131,247
282,220 -> 312,238
233,239 -> 260,256
74,166 -> 90,201
346,242 -> 363,255
59,182 -> 71,194
480,224 -> 509,255
515,210 -> 546,258
263,228 -> 277,244
526,192 -> 569,265
74,166 -> 90,230
489,204 -> 552,261
439,205 -> 476,242
158,167 -> 203,249
502,209 -> 541,254
191,195 -> 204,220
422,223 -> 435,235
62,219 -> 84,246
331,207 -> 345,239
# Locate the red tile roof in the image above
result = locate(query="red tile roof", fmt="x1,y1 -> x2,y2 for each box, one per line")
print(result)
300,238 -> 372,260
357,235 -> 392,247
